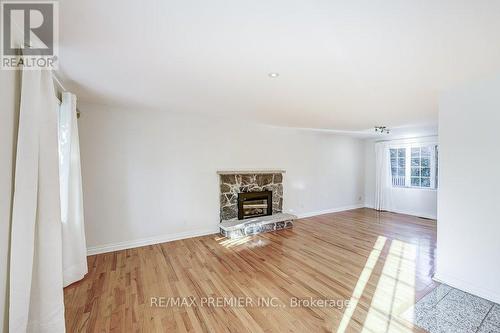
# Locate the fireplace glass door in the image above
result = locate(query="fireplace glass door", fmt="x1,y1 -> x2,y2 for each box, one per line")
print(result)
237,191 -> 272,220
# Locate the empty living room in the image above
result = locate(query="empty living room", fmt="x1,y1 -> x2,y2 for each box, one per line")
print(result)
1,1 -> 500,332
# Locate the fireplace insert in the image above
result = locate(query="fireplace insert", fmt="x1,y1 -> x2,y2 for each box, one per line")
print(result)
237,191 -> 272,220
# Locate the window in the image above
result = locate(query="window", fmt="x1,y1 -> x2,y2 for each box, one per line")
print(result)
390,144 -> 438,189
411,147 -> 431,187
390,148 -> 406,187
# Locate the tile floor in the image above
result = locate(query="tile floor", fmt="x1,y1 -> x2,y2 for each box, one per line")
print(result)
402,284 -> 500,333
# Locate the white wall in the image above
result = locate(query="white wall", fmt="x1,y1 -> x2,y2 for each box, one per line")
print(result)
78,104 -> 366,253
364,137 -> 438,219
0,70 -> 20,333
436,75 -> 500,303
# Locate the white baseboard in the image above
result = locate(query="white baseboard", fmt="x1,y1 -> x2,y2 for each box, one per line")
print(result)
363,203 -> 436,220
433,272 -> 500,304
86,204 -> 434,256
296,203 -> 365,219
386,208 -> 436,220
87,227 -> 220,256
87,205 -> 366,256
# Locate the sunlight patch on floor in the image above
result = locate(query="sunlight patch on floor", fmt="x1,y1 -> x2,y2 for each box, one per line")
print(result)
218,236 -> 252,248
361,239 -> 417,333
336,236 -> 387,333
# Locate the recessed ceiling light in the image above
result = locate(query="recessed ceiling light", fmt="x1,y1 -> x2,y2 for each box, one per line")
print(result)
268,72 -> 279,78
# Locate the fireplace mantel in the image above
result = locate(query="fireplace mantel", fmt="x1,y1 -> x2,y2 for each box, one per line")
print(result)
217,170 -> 286,175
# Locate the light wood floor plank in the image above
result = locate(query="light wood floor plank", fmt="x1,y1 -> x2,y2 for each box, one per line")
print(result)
64,208 -> 435,332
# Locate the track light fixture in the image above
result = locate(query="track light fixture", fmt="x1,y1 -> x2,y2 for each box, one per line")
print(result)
375,126 -> 390,134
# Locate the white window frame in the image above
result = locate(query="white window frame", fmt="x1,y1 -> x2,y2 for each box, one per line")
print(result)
408,146 -> 436,189
389,147 -> 407,187
388,142 -> 438,190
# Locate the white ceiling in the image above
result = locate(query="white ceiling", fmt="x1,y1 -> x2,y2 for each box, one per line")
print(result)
58,0 -> 500,131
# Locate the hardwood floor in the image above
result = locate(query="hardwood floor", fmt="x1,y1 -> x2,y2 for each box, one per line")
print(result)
64,208 -> 436,332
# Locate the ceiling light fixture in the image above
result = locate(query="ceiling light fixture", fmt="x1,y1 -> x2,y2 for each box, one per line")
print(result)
268,72 -> 279,78
375,126 -> 390,134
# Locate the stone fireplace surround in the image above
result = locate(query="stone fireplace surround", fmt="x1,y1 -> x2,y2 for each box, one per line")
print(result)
218,170 -> 296,238
219,171 -> 284,221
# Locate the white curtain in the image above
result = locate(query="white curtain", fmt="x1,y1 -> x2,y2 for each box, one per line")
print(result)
58,92 -> 88,287
9,69 -> 66,332
374,142 -> 392,211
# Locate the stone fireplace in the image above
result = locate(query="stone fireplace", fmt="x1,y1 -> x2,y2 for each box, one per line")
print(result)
219,172 -> 283,221
217,170 -> 296,238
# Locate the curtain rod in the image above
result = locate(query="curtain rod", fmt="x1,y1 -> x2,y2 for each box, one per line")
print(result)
53,73 -> 81,118
19,43 -> 81,119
